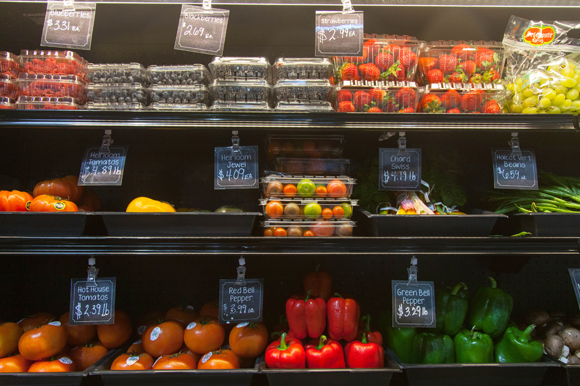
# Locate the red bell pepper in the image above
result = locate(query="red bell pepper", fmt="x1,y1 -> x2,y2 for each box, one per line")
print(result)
327,293 -> 360,342
356,315 -> 383,345
265,333 -> 305,369
345,333 -> 384,369
286,290 -> 326,339
303,265 -> 333,301
305,335 -> 346,369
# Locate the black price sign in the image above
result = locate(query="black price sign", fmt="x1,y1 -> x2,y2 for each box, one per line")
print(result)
569,269 -> 580,311
379,148 -> 422,191
174,4 -> 229,56
79,146 -> 127,186
215,146 -> 259,190
315,11 -> 363,57
41,1 -> 96,50
492,149 -> 538,190
392,280 -> 436,328
219,279 -> 263,324
69,278 -> 116,325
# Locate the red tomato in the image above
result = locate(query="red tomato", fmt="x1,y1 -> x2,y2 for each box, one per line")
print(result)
332,206 -> 345,219
18,322 -> 67,361
197,349 -> 240,369
183,316 -> 225,355
0,190 -> 32,211
110,353 -> 153,371
0,354 -> 32,372
135,310 -> 164,337
33,175 -> 84,203
97,310 -> 132,349
28,194 -> 78,212
153,352 -> 197,370
77,189 -> 101,212
28,356 -> 75,372
0,322 -> 23,357
18,312 -> 54,332
69,342 -> 108,371
59,312 -> 97,346
142,321 -> 184,358
327,180 -> 348,198
165,306 -> 198,327
199,302 -> 219,319
229,322 -> 268,358
126,339 -> 144,354
315,186 -> 328,198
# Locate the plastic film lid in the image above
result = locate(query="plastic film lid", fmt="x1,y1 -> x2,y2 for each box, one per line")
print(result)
340,80 -> 419,89
425,83 -> 506,92
148,64 -> 211,75
262,219 -> 356,226
148,103 -> 209,111
260,198 -> 358,205
210,101 -> 271,111
20,49 -> 87,64
87,82 -> 147,91
210,79 -> 271,88
209,57 -> 271,80
88,62 -> 147,71
86,102 -> 145,110
261,174 -> 356,184
275,101 -> 335,112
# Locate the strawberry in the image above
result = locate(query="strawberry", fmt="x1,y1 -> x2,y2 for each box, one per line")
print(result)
375,52 -> 394,72
474,48 -> 499,70
353,90 -> 372,111
440,89 -> 461,109
337,89 -> 352,103
394,87 -> 416,108
460,91 -> 482,112
446,72 -> 465,84
418,57 -> 439,73
340,63 -> 359,81
383,44 -> 400,59
338,101 -> 356,112
438,54 -> 458,74
343,50 -> 367,64
369,88 -> 388,105
458,60 -> 476,77
483,68 -> 500,83
426,69 -> 444,84
381,62 -> 405,81
358,63 -> 380,81
420,94 -> 444,113
399,107 -> 415,113
367,106 -> 382,113
480,99 -> 501,114
451,44 -> 474,61
363,39 -> 381,61
446,108 -> 461,113
399,47 -> 417,69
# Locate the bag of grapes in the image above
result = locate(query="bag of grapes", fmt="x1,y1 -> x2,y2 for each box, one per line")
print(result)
502,16 -> 580,115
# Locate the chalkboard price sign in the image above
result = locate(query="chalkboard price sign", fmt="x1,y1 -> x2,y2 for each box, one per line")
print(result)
492,149 -> 538,190
41,1 -> 96,50
392,280 -> 436,328
219,279 -> 263,324
315,11 -> 363,57
214,146 -> 259,190
174,4 -> 229,56
69,278 -> 116,326
379,148 -> 422,191
569,269 -> 580,311
79,146 -> 127,186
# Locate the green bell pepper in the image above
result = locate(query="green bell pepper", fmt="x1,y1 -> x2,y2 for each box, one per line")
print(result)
468,277 -> 513,338
411,332 -> 455,364
495,324 -> 543,363
454,326 -> 494,363
435,282 -> 468,336
379,310 -> 418,363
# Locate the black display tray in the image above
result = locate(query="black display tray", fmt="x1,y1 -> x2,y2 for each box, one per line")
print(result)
101,212 -> 261,237
511,213 -> 580,237
357,209 -> 506,237
563,363 -> 580,386
0,212 -> 90,237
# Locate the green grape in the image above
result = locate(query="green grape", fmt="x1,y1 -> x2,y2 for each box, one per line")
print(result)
522,96 -> 538,108
548,65 -> 562,73
539,97 -> 552,108
572,101 -> 580,110
515,77 -> 523,86
510,103 -> 523,113
538,109 -> 548,114
563,99 -> 573,108
567,62 -> 577,71
553,94 -> 567,106
542,88 -> 556,100
562,77 -> 578,88
567,89 -> 580,101
522,88 -> 535,98
522,107 -> 538,114
507,83 -> 515,92
555,85 -> 569,95
561,68 -> 575,78
514,84 -> 522,93
547,106 -> 562,114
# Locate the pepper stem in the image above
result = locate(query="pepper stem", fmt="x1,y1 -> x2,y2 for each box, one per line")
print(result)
519,324 -> 536,343
488,277 -> 497,288
316,335 -> 328,350
360,314 -> 371,332
451,282 -> 467,296
305,290 -> 311,302
333,292 -> 343,298
278,332 -> 289,351
470,325 -> 476,339
361,331 -> 368,344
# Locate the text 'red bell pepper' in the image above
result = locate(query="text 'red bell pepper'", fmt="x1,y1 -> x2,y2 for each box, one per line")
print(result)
494,324 -> 543,363
0,190 -> 33,211
286,290 -> 326,340
265,333 -> 305,369
468,277 -> 513,338
126,197 -> 176,213
303,265 -> 333,301
345,332 -> 384,369
357,314 -> 383,345
305,335 -> 345,369
327,294 -> 360,342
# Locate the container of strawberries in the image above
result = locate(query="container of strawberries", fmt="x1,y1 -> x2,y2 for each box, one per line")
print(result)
0,79 -> 19,101
16,96 -> 82,110
0,52 -> 22,79
18,74 -> 87,104
20,50 -> 88,82
0,97 -> 15,109
332,34 -> 425,84
333,80 -> 419,113
416,41 -> 505,86
417,83 -> 507,114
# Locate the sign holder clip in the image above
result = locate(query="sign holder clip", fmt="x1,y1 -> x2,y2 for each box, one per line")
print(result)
398,132 -> 407,154
232,130 -> 240,153
202,0 -> 212,10
407,256 -> 418,286
63,0 -> 75,10
87,257 -> 99,286
341,0 -> 354,13
509,132 -> 521,157
100,130 -> 113,154
235,257 -> 246,286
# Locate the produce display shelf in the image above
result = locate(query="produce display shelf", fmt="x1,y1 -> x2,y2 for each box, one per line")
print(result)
0,110 -> 577,132
0,236 -> 577,255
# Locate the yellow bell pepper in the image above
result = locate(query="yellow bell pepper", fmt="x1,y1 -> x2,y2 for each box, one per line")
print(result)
126,197 -> 176,212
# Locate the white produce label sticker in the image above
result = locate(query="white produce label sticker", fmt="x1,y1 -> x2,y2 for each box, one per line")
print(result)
126,356 -> 139,366
186,322 -> 197,330
48,321 -> 61,326
59,357 -> 73,364
201,352 -> 212,363
150,326 -> 161,341
236,322 -> 249,328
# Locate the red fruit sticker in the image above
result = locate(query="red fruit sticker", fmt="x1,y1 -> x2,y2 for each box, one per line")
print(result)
523,25 -> 555,46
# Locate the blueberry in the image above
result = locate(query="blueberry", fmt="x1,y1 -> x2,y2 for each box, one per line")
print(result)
167,97 -> 174,104
151,94 -> 160,102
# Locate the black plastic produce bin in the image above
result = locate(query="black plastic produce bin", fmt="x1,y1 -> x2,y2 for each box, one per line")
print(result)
0,212 -> 90,236
511,213 -> 580,237
101,212 -> 261,236
562,363 -> 580,386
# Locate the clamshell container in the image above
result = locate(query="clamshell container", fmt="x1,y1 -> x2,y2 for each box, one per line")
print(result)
0,96 -> 15,109
333,80 -> 419,112
148,84 -> 211,106
261,198 -> 358,220
274,79 -> 334,103
209,57 -> 271,81
262,219 -> 355,237
267,134 -> 344,159
272,57 -> 333,81
0,78 -> 19,101
16,96 -> 81,110
210,79 -> 271,103
0,51 -> 22,79
418,83 -> 507,113
274,101 -> 335,112
87,83 -> 148,106
18,73 -> 87,104
148,64 -> 212,86
148,102 -> 209,111
261,175 -> 356,199
20,49 -> 88,80
86,102 -> 146,111
274,157 -> 350,176
210,101 -> 272,111
87,63 -> 150,85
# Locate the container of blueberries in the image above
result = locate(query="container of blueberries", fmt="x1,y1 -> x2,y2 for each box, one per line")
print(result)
86,83 -> 148,108
209,57 -> 271,81
148,85 -> 212,106
272,58 -> 333,81
87,63 -> 150,85
273,80 -> 334,103
210,80 -> 271,104
148,64 -> 212,86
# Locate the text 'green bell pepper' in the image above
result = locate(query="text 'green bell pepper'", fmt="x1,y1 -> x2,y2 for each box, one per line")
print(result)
495,324 -> 543,363
468,277 -> 513,338
454,326 -> 494,363
436,282 -> 469,336
411,332 -> 455,364
379,310 -> 417,363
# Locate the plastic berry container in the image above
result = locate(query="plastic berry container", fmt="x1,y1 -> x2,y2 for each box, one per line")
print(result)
0,97 -> 15,109
332,34 -> 424,84
148,102 -> 208,111
148,64 -> 212,86
0,79 -> 19,101
261,198 -> 357,220
18,74 -> 87,104
261,175 -> 355,199
275,158 -> 350,176
0,52 -> 22,79
148,85 -> 211,106
87,83 -> 148,106
262,219 -> 355,237
418,83 -> 507,114
273,58 -> 333,81
20,50 -> 88,81
416,41 -> 504,86
16,96 -> 81,110
274,101 -> 334,112
210,80 -> 271,103
267,134 -> 344,160
209,57 -> 271,81
209,101 -> 272,111
87,63 -> 150,85
86,102 -> 146,111
333,80 -> 419,113
273,79 -> 334,103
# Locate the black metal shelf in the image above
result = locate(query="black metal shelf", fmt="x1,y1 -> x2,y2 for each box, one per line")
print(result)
0,110 -> 577,132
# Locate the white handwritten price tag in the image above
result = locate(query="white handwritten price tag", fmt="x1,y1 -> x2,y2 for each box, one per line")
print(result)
392,280 -> 436,328
315,11 -> 363,57
174,4 -> 229,56
379,148 -> 422,191
492,149 -> 538,190
41,1 -> 96,50
219,278 -> 263,324
69,278 -> 116,325
214,146 -> 259,190
79,146 -> 127,186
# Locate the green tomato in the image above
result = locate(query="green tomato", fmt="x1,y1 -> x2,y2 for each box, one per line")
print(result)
297,179 -> 316,198
303,203 -> 322,219
341,203 -> 353,218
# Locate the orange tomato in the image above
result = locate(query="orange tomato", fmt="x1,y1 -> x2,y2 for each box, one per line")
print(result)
126,339 -> 144,354
0,354 -> 32,372
33,175 -> 84,203
179,344 -> 203,363
135,310 -> 164,337
332,206 -> 345,219
28,356 -> 75,372
198,349 -> 240,369
0,322 -> 23,357
77,189 -> 101,212
0,190 -> 33,211
97,310 -> 132,349
265,201 -> 284,219
59,312 -> 97,346
69,341 -> 108,371
273,228 -> 287,237
303,230 -> 314,237
321,208 -> 333,220
18,312 -> 55,332
183,316 -> 225,355
283,184 -> 297,197
110,352 -> 154,371
28,195 -> 78,212
229,322 -> 268,358
153,352 -> 197,370
165,306 -> 198,327
142,320 -> 184,358
327,180 -> 348,198
18,321 -> 67,361
315,185 -> 328,198
264,228 -> 275,236
199,302 -> 219,319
